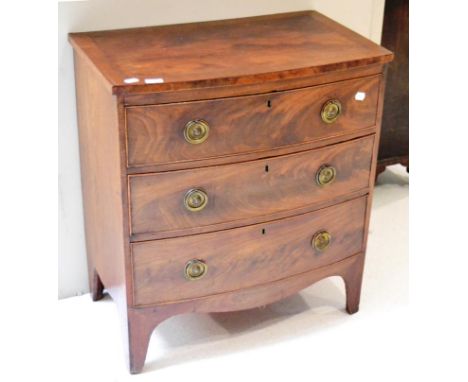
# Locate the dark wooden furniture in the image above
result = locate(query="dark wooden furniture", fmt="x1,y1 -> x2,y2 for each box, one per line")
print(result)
69,11 -> 392,374
377,0 -> 409,175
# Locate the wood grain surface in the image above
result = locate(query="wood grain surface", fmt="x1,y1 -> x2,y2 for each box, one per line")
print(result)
122,64 -> 384,107
126,76 -> 380,168
73,52 -> 129,306
68,11 -> 392,94
127,253 -> 365,372
129,135 -> 373,240
131,196 -> 367,306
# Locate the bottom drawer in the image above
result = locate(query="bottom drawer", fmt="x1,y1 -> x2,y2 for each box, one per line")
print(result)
131,196 -> 367,306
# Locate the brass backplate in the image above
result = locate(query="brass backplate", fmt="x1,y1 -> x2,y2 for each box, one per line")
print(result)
312,231 -> 332,252
184,188 -> 208,212
184,259 -> 208,280
321,99 -> 342,124
316,165 -> 336,186
184,120 -> 210,144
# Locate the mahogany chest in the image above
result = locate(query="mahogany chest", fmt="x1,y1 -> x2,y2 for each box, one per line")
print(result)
69,11 -> 393,373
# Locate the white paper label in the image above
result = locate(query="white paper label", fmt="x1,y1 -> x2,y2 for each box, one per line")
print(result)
144,77 -> 165,84
123,77 -> 139,84
355,91 -> 366,101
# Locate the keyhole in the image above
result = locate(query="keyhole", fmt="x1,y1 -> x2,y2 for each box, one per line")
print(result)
262,228 -> 266,235
265,165 -> 269,172
267,100 -> 272,108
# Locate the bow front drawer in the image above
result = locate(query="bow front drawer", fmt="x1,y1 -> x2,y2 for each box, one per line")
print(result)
131,196 -> 367,306
128,135 -> 374,240
126,76 -> 380,169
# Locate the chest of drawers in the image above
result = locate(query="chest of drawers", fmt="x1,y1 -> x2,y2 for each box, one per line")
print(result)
69,11 -> 393,373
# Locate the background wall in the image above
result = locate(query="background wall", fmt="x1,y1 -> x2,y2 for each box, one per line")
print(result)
58,0 -> 385,299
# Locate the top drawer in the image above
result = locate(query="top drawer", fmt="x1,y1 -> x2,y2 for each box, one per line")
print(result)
126,76 -> 381,169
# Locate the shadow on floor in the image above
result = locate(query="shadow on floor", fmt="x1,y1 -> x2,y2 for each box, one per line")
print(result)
376,164 -> 409,187
145,277 -> 350,372
373,165 -> 409,210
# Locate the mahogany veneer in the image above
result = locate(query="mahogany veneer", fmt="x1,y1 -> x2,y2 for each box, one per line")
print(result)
126,76 -> 380,169
129,136 -> 374,240
132,197 -> 367,306
69,11 -> 392,374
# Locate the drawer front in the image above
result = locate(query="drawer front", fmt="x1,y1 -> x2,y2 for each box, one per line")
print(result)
126,76 -> 380,168
129,135 -> 373,239
131,196 -> 367,306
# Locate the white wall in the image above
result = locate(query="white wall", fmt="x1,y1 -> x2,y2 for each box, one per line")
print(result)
58,0 -> 385,299
314,0 -> 385,43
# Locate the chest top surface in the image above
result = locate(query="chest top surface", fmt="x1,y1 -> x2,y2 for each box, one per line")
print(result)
69,11 -> 392,95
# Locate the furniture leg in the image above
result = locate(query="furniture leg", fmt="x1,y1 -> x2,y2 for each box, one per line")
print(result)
341,255 -> 365,314
90,268 -> 105,301
127,308 -> 172,374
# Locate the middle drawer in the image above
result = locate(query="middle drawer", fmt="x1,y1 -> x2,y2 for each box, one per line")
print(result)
129,135 -> 374,240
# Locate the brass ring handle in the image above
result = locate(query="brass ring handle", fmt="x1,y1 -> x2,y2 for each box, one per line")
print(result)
321,99 -> 342,124
184,188 -> 208,212
184,120 -> 210,144
184,259 -> 208,280
316,165 -> 336,186
312,231 -> 332,252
